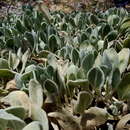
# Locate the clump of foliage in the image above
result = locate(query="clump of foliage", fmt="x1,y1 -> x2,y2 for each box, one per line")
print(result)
0,5 -> 130,130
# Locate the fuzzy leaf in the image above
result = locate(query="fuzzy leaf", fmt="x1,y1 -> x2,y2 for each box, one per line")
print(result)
66,64 -> 78,80
44,79 -> 58,94
16,20 -> 26,33
8,51 -> 20,70
0,69 -> 15,79
108,68 -> 121,89
0,58 -> 9,69
23,121 -> 43,130
107,15 -> 120,26
48,35 -> 58,52
35,2 -> 51,23
123,35 -> 130,48
87,67 -> 105,89
29,79 -> 43,107
118,48 -> 130,73
89,14 -> 99,25
101,48 -> 119,70
81,52 -> 95,74
71,48 -> 79,65
5,106 -> 26,119
74,91 -> 93,114
31,105 -> 49,130
0,109 -> 25,130
67,79 -> 89,87
25,32 -> 34,45
105,30 -> 118,42
101,23 -> 111,38
120,19 -> 130,32
21,49 -> 30,73
117,73 -> 130,99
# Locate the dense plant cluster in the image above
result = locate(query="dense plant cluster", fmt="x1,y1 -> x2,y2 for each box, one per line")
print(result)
0,6 -> 130,130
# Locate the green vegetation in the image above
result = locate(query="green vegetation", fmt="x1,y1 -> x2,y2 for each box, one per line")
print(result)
0,5 -> 130,129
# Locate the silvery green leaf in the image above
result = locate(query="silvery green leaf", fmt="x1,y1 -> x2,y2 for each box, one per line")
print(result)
0,58 -> 9,69
67,79 -> 89,87
101,48 -> 119,70
74,12 -> 82,27
47,25 -> 56,36
74,91 -> 93,114
71,48 -> 79,66
80,33 -> 88,43
54,69 -> 66,95
76,68 -> 86,79
0,69 -> 15,79
91,27 -> 99,38
81,52 -> 95,74
87,67 -> 105,89
89,35 -> 98,46
29,79 -> 43,107
4,28 -> 12,37
100,65 -> 110,77
58,47 -> 66,59
22,65 -> 36,81
15,73 -> 24,89
16,19 -> 26,33
0,109 -> 25,130
47,65 -> 54,78
25,32 -> 34,45
23,121 -> 43,130
35,1 -> 51,22
8,51 -> 20,70
48,34 -> 58,52
44,79 -> 58,94
105,30 -> 118,42
17,48 -> 23,59
37,50 -> 51,58
21,72 -> 33,82
118,48 -> 130,73
89,14 -> 99,25
123,35 -> 130,48
47,54 -> 57,69
65,45 -> 73,59
31,105 -> 49,130
0,119 -> 7,130
97,40 -> 104,50
120,19 -> 130,33
6,38 -> 15,49
100,23 -> 111,38
119,8 -> 128,18
66,64 -> 78,80
39,30 -> 47,43
94,54 -> 102,67
39,41 -> 46,49
117,73 -> 130,99
21,49 -> 30,74
5,106 -> 26,119
107,15 -> 120,26
108,68 -> 121,89
79,41 -> 89,50
25,65 -> 36,73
